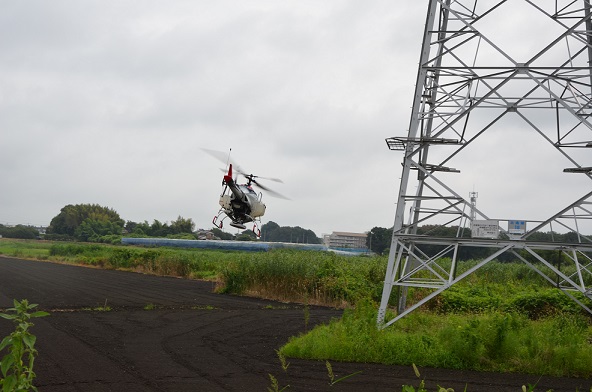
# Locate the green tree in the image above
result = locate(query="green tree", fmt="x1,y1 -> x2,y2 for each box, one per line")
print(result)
75,219 -> 123,242
211,227 -> 234,240
132,221 -> 152,236
124,221 -> 138,234
47,204 -> 124,241
366,226 -> 392,255
261,221 -> 321,244
0,225 -> 39,240
236,230 -> 257,241
170,216 -> 195,234
149,220 -> 168,237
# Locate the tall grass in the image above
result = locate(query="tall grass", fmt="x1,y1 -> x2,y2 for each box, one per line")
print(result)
48,243 -> 238,280
280,299 -> 592,377
219,250 -> 386,306
8,239 -> 592,313
5,239 -> 592,377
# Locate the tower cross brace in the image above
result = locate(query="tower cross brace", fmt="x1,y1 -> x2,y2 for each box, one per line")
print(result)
378,0 -> 592,328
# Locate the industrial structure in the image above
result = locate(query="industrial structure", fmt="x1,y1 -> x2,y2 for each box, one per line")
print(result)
378,0 -> 592,328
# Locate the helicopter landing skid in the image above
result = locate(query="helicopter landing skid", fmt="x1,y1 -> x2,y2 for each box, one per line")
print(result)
213,210 -> 262,238
248,215 -> 261,238
252,223 -> 261,238
212,210 -> 228,229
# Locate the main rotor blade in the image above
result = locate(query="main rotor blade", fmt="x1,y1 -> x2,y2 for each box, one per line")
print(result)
203,148 -> 286,191
255,176 -> 283,183
251,179 -> 290,200
242,173 -> 283,184
202,148 -> 244,173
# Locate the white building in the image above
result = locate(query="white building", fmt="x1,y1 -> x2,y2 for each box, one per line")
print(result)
323,231 -> 368,250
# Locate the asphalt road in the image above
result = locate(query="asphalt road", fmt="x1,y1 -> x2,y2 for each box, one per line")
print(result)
0,256 -> 589,391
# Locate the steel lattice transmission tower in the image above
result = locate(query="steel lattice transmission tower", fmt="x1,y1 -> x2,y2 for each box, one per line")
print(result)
378,0 -> 592,328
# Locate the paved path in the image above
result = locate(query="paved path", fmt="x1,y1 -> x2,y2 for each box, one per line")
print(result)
0,256 -> 589,391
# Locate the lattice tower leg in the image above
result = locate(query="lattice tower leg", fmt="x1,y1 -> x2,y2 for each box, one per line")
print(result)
378,0 -> 592,328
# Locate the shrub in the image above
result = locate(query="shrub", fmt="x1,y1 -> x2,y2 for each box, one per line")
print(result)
0,299 -> 49,391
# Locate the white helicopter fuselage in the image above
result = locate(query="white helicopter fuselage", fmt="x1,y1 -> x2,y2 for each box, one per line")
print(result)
211,161 -> 279,236
219,184 -> 266,219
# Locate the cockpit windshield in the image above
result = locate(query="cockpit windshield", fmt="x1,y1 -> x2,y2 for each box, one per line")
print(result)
239,185 -> 256,195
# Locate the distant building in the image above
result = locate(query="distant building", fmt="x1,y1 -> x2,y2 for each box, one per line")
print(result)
323,231 -> 368,250
195,229 -> 218,240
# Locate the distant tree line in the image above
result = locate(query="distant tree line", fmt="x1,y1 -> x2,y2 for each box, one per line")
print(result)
26,204 -> 325,244
20,204 -> 588,258
42,203 -> 203,244
124,217 -> 196,239
8,204 -> 324,244
210,222 -> 321,243
260,221 -> 321,244
0,224 -> 39,239
210,227 -> 258,241
366,224 -> 591,262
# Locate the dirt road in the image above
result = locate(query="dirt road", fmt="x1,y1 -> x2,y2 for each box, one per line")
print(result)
0,256 -> 589,391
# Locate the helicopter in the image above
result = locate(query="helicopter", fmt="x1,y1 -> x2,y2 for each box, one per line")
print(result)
205,149 -> 287,237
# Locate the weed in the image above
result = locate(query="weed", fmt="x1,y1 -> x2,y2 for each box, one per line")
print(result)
263,305 -> 291,310
401,364 -> 466,392
266,373 -> 289,392
83,306 -> 112,312
401,364 -> 427,392
276,349 -> 289,372
325,360 -> 362,386
192,305 -> 217,310
95,299 -> 111,311
144,303 -> 156,310
0,299 -> 49,391
84,299 -> 112,312
303,293 -> 310,332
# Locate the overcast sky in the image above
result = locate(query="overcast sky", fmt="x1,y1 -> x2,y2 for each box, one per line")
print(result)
1,1 -> 591,237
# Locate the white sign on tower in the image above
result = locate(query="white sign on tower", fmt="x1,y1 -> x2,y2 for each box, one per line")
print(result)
471,220 -> 500,239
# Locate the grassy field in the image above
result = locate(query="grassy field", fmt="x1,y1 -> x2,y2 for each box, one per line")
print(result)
0,239 -> 53,260
2,238 -> 592,378
281,299 -> 592,378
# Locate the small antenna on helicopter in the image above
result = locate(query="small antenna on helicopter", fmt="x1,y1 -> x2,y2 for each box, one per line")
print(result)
226,148 -> 232,170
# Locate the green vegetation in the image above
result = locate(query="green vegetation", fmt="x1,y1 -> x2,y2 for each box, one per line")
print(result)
218,250 -> 385,306
325,360 -> 362,386
2,239 -> 592,380
368,225 -> 592,261
44,203 -> 200,244
40,204 -> 324,245
261,221 -> 321,244
266,373 -> 289,392
124,216 -> 196,238
46,203 -> 125,243
0,225 -> 39,240
0,299 -> 49,391
46,242 -> 235,280
281,299 -> 592,378
366,226 -> 393,255
402,364 -> 467,392
192,305 -> 217,310
83,300 -> 111,312
0,240 -> 52,260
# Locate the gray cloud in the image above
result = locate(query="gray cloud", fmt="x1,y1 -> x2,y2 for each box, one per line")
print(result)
1,0 -> 587,237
